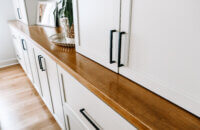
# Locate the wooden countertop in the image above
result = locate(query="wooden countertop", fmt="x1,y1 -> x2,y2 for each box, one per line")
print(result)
8,20 -> 200,130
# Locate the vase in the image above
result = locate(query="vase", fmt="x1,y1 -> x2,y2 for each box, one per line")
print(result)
59,17 -> 74,39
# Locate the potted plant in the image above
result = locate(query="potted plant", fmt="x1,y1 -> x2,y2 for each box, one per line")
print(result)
54,0 -> 74,39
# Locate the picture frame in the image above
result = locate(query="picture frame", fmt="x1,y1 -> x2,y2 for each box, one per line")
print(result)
36,1 -> 56,27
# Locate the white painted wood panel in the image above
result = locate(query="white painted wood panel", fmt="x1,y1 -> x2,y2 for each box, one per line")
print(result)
63,103 -> 88,130
58,65 -> 136,130
12,0 -> 38,25
45,57 -> 66,129
21,38 -> 33,82
10,28 -> 26,71
26,42 -> 42,95
34,47 -> 54,113
73,0 -> 121,73
119,0 -> 200,117
18,0 -> 28,24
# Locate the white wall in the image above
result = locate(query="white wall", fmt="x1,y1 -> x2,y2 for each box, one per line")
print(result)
0,0 -> 17,68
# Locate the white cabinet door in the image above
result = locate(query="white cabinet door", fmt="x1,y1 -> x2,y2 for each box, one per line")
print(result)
26,42 -> 42,95
20,38 -> 33,81
34,47 -> 65,129
34,47 -> 53,113
45,62 -> 65,129
73,0 -> 121,73
12,0 -> 21,21
12,0 -> 38,25
18,0 -> 28,24
10,29 -> 23,65
12,0 -> 28,24
119,0 -> 200,117
10,28 -> 27,71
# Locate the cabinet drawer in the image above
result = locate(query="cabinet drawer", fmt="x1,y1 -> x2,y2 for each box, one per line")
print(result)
58,66 -> 136,130
63,103 -> 88,130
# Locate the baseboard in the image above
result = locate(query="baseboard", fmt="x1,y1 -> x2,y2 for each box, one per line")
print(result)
0,58 -> 18,68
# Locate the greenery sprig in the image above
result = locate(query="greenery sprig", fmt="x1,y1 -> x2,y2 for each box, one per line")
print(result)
54,0 -> 73,28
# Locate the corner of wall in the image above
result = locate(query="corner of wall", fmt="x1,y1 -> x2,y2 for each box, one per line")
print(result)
0,58 -> 18,68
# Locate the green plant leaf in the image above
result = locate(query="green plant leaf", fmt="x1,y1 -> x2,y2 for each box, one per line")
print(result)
56,0 -> 74,28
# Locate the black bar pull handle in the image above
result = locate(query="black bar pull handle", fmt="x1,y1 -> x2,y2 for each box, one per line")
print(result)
17,8 -> 22,19
80,108 -> 100,130
118,32 -> 126,67
110,30 -> 117,64
38,55 -> 45,71
21,39 -> 26,50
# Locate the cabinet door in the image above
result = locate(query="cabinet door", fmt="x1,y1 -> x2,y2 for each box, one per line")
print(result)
34,47 -> 53,113
34,47 -> 65,129
119,0 -> 200,117
73,0 -> 121,72
12,0 -> 20,20
20,38 -> 33,81
10,28 -> 26,71
18,0 -> 28,24
26,42 -> 42,95
10,29 -> 23,65
45,61 -> 65,129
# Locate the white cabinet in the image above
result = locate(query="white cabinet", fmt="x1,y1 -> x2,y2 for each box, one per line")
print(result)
26,42 -> 42,95
34,47 -> 66,129
18,0 -> 28,24
63,103 -> 87,130
12,0 -> 38,25
10,24 -> 139,129
73,0 -> 121,73
74,0 -> 200,117
20,37 -> 33,82
10,28 -> 26,70
12,0 -> 21,22
34,47 -> 54,113
118,0 -> 200,117
57,65 -> 136,130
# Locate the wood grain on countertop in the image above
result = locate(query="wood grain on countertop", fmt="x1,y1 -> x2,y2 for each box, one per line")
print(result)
8,20 -> 200,130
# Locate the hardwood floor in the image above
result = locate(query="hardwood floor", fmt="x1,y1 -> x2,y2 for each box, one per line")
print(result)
0,64 -> 61,130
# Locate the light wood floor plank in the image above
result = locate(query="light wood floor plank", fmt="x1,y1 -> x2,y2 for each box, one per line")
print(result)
0,64 -> 61,130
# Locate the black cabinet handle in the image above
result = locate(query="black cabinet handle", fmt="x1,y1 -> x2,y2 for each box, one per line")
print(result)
118,32 -> 126,67
17,8 -> 22,19
110,30 -> 116,64
38,55 -> 45,71
80,109 -> 100,130
21,39 -> 26,50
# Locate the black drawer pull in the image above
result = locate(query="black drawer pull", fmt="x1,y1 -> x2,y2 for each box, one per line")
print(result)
21,39 -> 26,51
38,55 -> 45,71
80,108 -> 100,130
17,8 -> 22,19
118,32 -> 126,67
110,30 -> 117,64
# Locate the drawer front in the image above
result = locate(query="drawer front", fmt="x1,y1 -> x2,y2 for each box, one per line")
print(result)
58,66 -> 136,130
63,103 -> 88,130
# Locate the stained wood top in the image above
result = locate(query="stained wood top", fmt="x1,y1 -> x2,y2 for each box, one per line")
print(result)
8,20 -> 200,130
